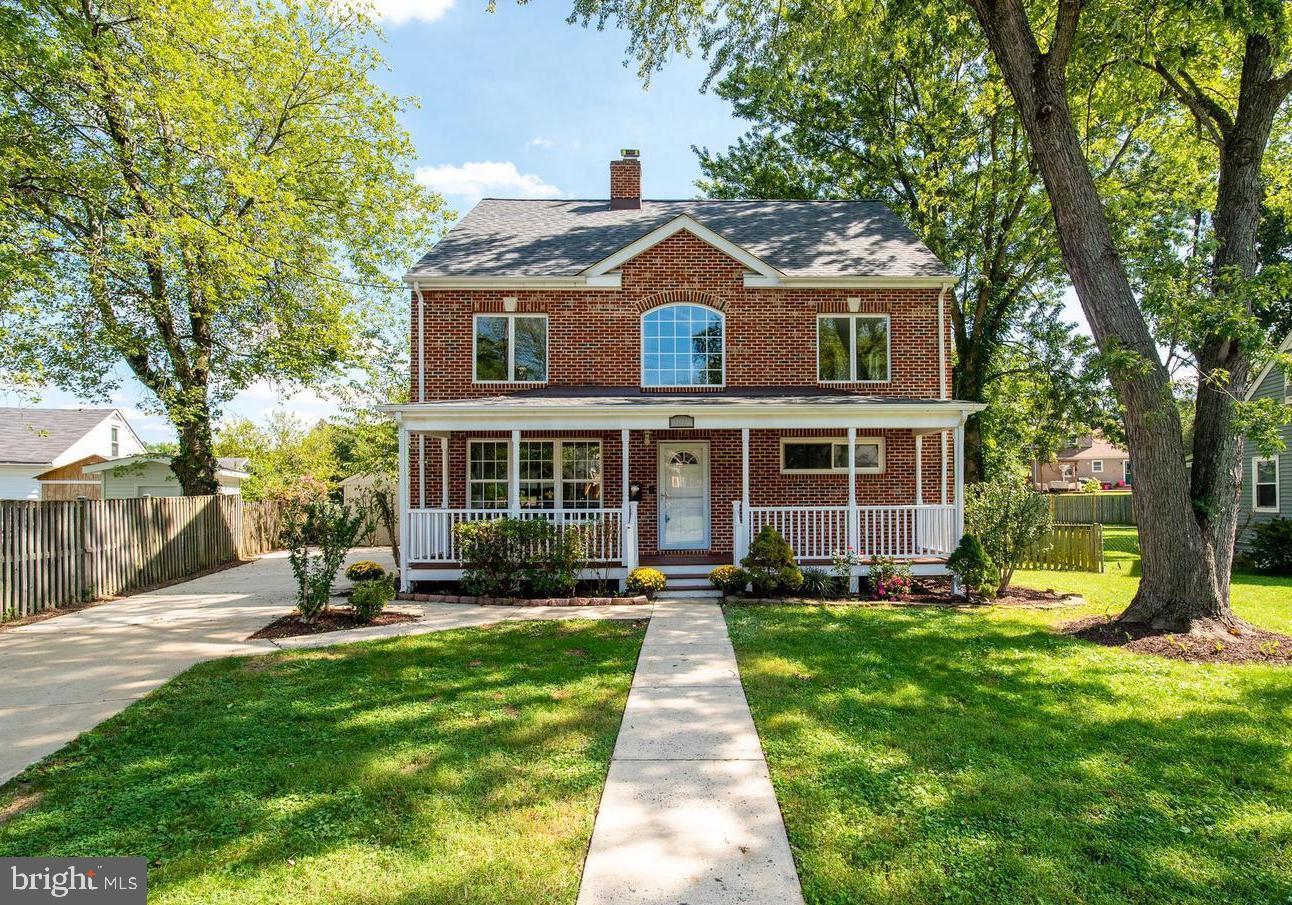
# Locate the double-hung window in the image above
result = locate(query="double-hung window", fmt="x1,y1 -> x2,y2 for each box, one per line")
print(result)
474,314 -> 548,383
1091,460 -> 1103,474
817,314 -> 890,382
1254,457 -> 1280,511
468,440 -> 603,509
110,426 -> 120,458
780,437 -> 885,474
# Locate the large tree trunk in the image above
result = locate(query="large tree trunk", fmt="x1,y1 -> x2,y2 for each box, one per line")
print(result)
964,0 -> 1242,632
169,398 -> 220,496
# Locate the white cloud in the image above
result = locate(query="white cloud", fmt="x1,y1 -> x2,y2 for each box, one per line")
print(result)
527,137 -> 556,149
415,161 -> 563,200
362,0 -> 455,26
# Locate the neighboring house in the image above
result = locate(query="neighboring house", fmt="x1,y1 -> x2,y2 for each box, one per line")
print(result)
83,455 -> 249,498
1237,328 -> 1292,547
0,407 -> 145,500
1032,433 -> 1133,492
340,472 -> 394,545
385,151 -> 983,592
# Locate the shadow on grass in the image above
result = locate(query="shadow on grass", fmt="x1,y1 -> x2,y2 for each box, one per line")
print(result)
0,619 -> 646,905
726,605 -> 1292,905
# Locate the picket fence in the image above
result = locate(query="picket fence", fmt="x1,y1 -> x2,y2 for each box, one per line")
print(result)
0,496 -> 288,619
1048,492 -> 1136,525
1021,522 -> 1104,573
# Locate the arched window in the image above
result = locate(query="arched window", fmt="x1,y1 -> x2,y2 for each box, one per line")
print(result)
670,450 -> 699,466
641,304 -> 724,387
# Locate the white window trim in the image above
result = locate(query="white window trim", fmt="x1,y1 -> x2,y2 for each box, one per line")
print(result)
466,438 -> 604,510
779,437 -> 886,475
640,302 -> 726,389
1253,456 -> 1280,512
1091,459 -> 1103,473
1123,460 -> 1132,483
472,313 -> 549,384
816,313 -> 892,384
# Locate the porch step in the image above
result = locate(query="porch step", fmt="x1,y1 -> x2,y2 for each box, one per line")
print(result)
660,588 -> 724,600
650,563 -> 730,577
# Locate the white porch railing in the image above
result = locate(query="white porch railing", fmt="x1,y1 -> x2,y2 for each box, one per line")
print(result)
407,506 -> 634,565
738,503 -> 959,561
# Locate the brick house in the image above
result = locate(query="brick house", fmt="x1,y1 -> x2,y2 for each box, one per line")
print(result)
1031,432 -> 1133,491
386,152 -> 983,592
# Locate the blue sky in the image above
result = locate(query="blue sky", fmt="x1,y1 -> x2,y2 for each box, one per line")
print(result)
8,1 -> 748,443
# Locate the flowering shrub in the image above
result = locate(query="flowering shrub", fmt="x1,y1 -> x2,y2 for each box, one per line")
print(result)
709,565 -> 749,595
627,567 -> 667,597
868,556 -> 913,600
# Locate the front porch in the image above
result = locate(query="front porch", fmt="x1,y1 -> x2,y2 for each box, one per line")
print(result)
387,391 -> 981,590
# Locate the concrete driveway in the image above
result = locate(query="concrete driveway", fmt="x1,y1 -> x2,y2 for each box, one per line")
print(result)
0,548 -> 393,785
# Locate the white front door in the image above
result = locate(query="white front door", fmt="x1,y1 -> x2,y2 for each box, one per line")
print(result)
659,442 -> 709,549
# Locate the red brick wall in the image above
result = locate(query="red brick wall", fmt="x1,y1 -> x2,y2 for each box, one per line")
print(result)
411,230 -> 951,401
411,427 -> 953,558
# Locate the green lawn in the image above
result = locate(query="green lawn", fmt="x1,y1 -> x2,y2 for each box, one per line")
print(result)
0,619 -> 646,905
1013,525 -> 1292,633
726,604 -> 1292,904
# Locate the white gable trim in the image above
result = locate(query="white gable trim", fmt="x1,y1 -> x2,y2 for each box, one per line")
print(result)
581,214 -> 784,283
1244,328 -> 1292,402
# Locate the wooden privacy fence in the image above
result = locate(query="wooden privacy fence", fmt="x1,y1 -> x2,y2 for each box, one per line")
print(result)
1049,493 -> 1136,525
1020,522 -> 1104,573
0,496 -> 289,619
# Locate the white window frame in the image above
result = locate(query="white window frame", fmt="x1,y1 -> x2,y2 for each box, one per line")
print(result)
466,439 -> 604,510
1091,459 -> 1103,473
1253,456 -> 1280,512
110,425 -> 120,458
779,437 -> 886,475
640,303 -> 726,389
472,313 -> 549,384
816,313 -> 892,384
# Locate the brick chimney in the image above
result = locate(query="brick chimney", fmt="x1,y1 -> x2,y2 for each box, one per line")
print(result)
610,150 -> 641,209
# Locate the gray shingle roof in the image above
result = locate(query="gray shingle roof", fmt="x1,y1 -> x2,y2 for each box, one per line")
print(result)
0,407 -> 115,465
408,199 -> 950,279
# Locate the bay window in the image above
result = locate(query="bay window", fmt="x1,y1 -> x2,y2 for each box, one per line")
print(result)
818,314 -> 890,382
474,314 -> 548,383
468,439 -> 603,509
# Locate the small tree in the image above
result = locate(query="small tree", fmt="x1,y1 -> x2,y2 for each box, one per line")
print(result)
283,498 -> 369,621
947,533 -> 1000,599
740,525 -> 804,596
965,479 -> 1052,594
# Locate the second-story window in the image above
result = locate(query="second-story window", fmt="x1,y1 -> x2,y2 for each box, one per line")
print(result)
818,314 -> 890,382
474,314 -> 548,383
642,304 -> 724,387
110,425 -> 120,458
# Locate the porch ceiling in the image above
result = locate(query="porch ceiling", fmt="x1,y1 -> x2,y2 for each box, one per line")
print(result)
383,387 -> 984,432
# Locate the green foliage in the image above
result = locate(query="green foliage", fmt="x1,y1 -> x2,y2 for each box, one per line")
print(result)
867,557 -> 913,601
798,567 -> 836,599
947,534 -> 1000,599
626,567 -> 667,597
214,412 -> 339,502
349,577 -> 395,624
966,479 -> 1053,593
345,561 -> 386,583
0,0 -> 446,491
741,525 -> 803,596
283,500 -> 370,620
709,565 -> 749,595
1249,519 -> 1292,576
1081,478 -> 1103,494
454,518 -> 588,598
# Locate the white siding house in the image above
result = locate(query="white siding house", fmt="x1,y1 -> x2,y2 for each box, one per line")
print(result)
1238,329 -> 1292,548
0,408 -> 146,500
83,455 -> 249,498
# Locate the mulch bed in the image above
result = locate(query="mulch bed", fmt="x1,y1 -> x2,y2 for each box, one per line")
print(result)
397,592 -> 650,607
1062,615 -> 1292,665
732,580 -> 1076,609
250,609 -> 420,640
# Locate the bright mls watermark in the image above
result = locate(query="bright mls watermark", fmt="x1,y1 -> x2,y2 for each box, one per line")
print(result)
1,858 -> 146,904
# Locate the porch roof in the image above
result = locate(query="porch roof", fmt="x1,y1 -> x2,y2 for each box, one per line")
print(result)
383,387 -> 984,432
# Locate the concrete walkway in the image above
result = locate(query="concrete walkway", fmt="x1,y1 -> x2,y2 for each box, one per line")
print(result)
577,601 -> 805,905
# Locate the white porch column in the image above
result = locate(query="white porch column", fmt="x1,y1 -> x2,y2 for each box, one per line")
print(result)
847,426 -> 859,592
941,432 -> 949,505
397,418 -> 410,592
739,428 -> 750,564
953,420 -> 965,538
508,429 -> 521,516
418,434 -> 426,508
621,429 -> 634,588
621,429 -> 631,509
439,436 -> 449,508
915,434 -> 923,505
